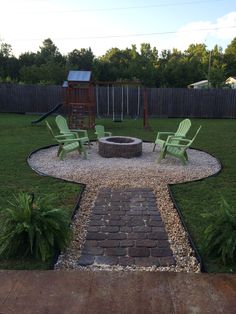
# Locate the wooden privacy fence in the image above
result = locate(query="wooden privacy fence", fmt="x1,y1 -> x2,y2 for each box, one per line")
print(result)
0,84 -> 62,114
1,83 -> 236,118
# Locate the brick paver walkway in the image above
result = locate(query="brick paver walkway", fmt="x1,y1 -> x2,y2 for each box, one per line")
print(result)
78,188 -> 176,267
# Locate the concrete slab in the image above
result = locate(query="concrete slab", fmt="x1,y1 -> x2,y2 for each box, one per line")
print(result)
0,271 -> 235,314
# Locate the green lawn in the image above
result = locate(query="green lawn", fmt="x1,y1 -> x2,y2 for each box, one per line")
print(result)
0,113 -> 235,272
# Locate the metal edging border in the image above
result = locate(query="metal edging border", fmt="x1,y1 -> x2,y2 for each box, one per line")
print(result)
167,148 -> 223,272
27,144 -> 87,268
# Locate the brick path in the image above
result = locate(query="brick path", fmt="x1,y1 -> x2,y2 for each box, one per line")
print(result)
78,188 -> 176,267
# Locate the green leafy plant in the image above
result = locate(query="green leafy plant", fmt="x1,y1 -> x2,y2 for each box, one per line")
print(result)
201,198 -> 236,264
0,192 -> 71,261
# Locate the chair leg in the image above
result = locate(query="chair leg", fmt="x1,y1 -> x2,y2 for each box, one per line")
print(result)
184,151 -> 188,161
180,155 -> 187,165
59,150 -> 66,160
157,149 -> 165,163
82,146 -> 88,159
57,144 -> 63,157
78,142 -> 88,159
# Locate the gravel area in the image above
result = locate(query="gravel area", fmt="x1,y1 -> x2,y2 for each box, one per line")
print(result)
28,142 -> 221,273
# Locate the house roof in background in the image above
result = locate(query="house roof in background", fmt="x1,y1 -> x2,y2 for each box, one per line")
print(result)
188,80 -> 208,87
189,80 -> 208,85
226,76 -> 236,80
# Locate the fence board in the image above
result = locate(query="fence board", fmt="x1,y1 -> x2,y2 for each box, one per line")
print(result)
0,83 -> 236,118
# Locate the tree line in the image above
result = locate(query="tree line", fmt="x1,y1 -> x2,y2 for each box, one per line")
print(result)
0,37 -> 236,87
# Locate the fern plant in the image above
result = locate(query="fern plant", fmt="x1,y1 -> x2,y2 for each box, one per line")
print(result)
201,198 -> 236,265
0,192 -> 71,261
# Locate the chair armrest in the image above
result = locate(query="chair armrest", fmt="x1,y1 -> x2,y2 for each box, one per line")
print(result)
104,132 -> 112,136
55,134 -> 75,139
158,132 -> 175,135
70,128 -> 86,132
157,132 -> 175,139
57,138 -> 79,143
70,129 -> 88,136
166,135 -> 184,143
166,140 -> 191,147
77,137 -> 88,143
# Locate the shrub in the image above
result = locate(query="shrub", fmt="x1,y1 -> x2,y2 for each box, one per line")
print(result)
202,198 -> 236,264
0,192 -> 71,261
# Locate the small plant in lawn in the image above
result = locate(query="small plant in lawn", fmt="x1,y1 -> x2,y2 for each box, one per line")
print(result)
201,198 -> 236,265
0,192 -> 71,261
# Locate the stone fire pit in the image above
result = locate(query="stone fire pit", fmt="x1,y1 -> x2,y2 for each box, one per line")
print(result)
98,136 -> 142,158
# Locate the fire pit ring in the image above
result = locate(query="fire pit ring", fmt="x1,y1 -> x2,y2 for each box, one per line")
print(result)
98,136 -> 142,158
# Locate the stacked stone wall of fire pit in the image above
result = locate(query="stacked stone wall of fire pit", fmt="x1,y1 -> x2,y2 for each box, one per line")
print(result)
99,136 -> 142,158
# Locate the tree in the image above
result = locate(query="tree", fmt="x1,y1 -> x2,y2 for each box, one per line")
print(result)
19,52 -> 37,67
5,56 -> 20,81
19,61 -> 67,85
39,61 -> 67,84
184,44 -> 209,84
138,43 -> 159,86
19,65 -> 42,84
140,43 -> 158,65
37,38 -> 65,65
160,48 -> 186,87
209,45 -> 226,87
158,49 -> 172,87
224,37 -> 236,76
0,41 -> 19,82
0,42 -> 12,58
39,38 -> 59,58
93,58 -> 117,82
18,39 -> 67,84
67,48 -> 94,70
100,47 -> 130,80
1,38 -> 236,87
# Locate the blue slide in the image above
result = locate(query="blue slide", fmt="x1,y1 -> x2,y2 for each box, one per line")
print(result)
31,103 -> 63,124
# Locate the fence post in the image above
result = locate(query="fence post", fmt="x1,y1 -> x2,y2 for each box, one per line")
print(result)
143,88 -> 149,129
96,84 -> 99,117
107,85 -> 110,116
126,86 -> 129,116
137,86 -> 140,117
121,85 -> 124,120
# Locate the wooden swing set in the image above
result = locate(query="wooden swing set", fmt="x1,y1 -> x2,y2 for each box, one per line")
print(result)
62,70 -> 95,129
62,71 -> 149,129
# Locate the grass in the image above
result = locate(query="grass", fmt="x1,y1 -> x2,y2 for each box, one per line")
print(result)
0,113 -> 236,272
0,114 -> 82,269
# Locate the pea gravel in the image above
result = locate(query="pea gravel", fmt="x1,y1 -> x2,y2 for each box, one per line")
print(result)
28,142 -> 221,273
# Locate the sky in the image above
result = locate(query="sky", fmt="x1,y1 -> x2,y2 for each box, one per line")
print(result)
0,0 -> 236,57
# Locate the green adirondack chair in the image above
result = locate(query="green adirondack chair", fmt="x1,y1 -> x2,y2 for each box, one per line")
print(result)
45,121 -> 87,160
153,119 -> 191,152
55,115 -> 90,147
94,125 -> 112,140
158,126 -> 202,165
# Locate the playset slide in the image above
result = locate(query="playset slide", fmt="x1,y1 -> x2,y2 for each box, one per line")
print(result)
31,103 -> 63,124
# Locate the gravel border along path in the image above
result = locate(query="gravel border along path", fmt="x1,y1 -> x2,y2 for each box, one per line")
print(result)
28,142 -> 221,273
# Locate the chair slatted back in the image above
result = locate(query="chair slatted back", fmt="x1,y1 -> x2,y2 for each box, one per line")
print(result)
95,125 -> 105,138
56,115 -> 70,134
175,119 -> 191,137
